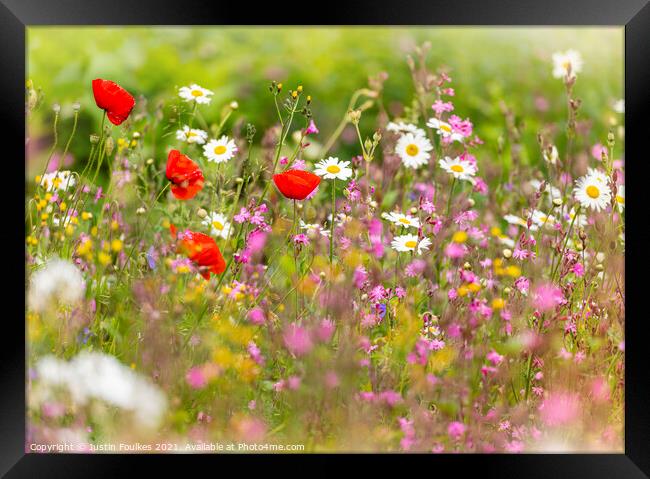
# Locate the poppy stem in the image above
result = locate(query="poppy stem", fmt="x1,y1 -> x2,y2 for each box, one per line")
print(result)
293,199 -> 299,321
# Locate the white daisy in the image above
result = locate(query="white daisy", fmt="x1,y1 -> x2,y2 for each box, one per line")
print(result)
300,220 -> 330,237
391,234 -> 431,255
176,125 -> 208,144
586,167 -> 610,185
314,157 -> 353,180
531,209 -> 557,230
203,136 -> 238,164
28,258 -> 85,313
552,50 -> 583,79
179,84 -> 213,104
39,170 -> 76,192
381,211 -> 421,229
386,121 -> 426,137
395,133 -> 433,169
573,172 -> 612,211
614,185 -> 624,212
426,118 -> 464,142
497,235 -> 516,248
438,156 -> 477,182
202,212 -> 232,239
504,214 -> 537,231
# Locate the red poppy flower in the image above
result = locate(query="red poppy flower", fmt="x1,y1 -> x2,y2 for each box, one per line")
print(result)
166,149 -> 205,200
272,169 -> 321,200
92,79 -> 135,125
177,230 -> 226,280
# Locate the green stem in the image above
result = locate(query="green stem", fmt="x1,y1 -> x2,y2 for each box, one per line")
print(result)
446,177 -> 457,217
329,178 -> 336,265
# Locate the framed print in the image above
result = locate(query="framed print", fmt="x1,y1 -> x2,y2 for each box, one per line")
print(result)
2,0 -> 650,476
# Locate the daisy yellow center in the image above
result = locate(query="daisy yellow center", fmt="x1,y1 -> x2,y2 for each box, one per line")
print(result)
440,124 -> 452,133
212,221 -> 224,231
191,89 -> 204,97
405,240 -> 418,248
562,61 -> 571,70
399,218 -> 411,225
405,144 -> 419,156
586,185 -> 600,199
187,131 -> 195,137
326,165 -> 341,174
450,164 -> 464,173
214,145 -> 227,155
616,195 -> 624,204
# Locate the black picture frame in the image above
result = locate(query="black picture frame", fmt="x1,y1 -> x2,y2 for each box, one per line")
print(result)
3,0 -> 649,476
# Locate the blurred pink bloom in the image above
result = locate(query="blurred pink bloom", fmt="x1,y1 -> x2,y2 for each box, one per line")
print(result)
532,283 -> 564,311
539,392 -> 580,426
315,318 -> 335,342
447,421 -> 466,440
186,367 -> 208,389
283,324 -> 313,356
247,307 -> 266,325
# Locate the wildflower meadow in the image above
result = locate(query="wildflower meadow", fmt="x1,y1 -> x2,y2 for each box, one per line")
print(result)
25,28 -> 624,453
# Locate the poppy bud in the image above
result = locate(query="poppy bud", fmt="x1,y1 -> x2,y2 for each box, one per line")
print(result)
552,198 -> 563,207
409,207 -> 418,215
503,287 -> 512,295
133,131 -> 141,139
197,208 -> 208,219
229,101 -> 239,110
502,248 -> 512,259
52,103 -> 60,113
72,102 -> 81,112
136,207 -> 146,215
146,158 -> 154,165
90,134 -> 100,145
467,198 -> 475,207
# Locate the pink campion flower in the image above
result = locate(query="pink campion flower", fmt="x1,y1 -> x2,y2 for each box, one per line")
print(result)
512,247 -> 529,260
445,242 -> 467,258
486,350 -> 504,366
539,392 -> 581,426
532,283 -> 564,311
481,365 -> 498,376
304,119 -> 319,135
368,285 -> 388,302
247,341 -> 265,366
234,207 -> 250,223
353,265 -> 368,289
571,262 -> 585,277
514,276 -> 530,295
287,376 -> 301,390
283,324 -> 313,356
380,390 -> 403,407
292,159 -> 306,170
279,156 -> 289,166
447,421 -> 466,440
395,286 -> 406,299
449,115 -> 473,137
315,319 -> 335,342
432,99 -> 454,114
324,370 -> 340,389
420,198 -> 436,214
293,233 -> 310,246
405,259 -> 426,277
443,87 -> 455,96
186,367 -> 208,389
590,377 -> 611,403
473,177 -> 488,195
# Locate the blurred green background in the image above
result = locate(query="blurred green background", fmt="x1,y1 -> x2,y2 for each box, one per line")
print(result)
27,27 -> 623,174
